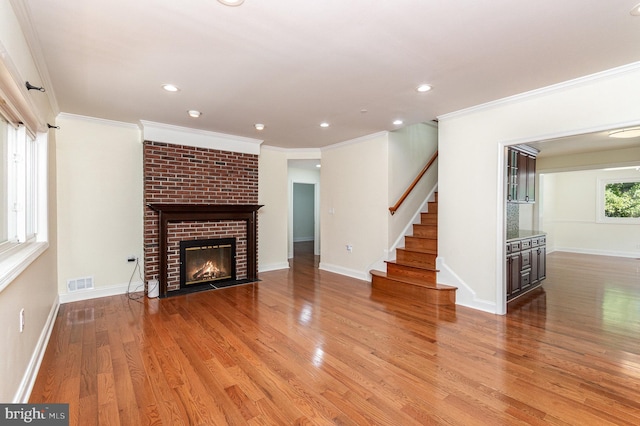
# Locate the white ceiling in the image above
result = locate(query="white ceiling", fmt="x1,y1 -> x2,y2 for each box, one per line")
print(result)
13,0 -> 640,151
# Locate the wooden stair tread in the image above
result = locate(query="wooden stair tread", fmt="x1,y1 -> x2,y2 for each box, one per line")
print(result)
397,247 -> 437,255
384,259 -> 438,272
370,270 -> 455,291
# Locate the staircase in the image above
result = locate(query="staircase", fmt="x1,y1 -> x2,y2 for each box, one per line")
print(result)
370,193 -> 457,306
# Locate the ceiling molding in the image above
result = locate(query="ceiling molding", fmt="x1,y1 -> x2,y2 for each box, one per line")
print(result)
57,112 -> 140,130
140,120 -> 263,155
438,61 -> 640,121
321,131 -> 389,152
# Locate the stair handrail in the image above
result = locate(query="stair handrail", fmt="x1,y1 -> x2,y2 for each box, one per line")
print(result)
389,150 -> 438,215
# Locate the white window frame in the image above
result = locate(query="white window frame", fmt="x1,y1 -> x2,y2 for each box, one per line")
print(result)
0,121 -> 48,291
596,177 -> 640,224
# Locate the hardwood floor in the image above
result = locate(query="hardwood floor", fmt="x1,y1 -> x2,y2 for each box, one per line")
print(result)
30,245 -> 640,425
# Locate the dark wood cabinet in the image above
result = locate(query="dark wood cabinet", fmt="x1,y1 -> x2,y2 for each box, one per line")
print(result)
506,233 -> 546,302
507,146 -> 537,203
506,252 -> 521,298
507,149 -> 519,202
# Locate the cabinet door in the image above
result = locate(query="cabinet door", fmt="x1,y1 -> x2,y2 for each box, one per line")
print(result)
507,253 -> 521,299
514,151 -> 536,203
537,246 -> 546,280
516,152 -> 528,202
526,155 -> 536,202
507,150 -> 519,201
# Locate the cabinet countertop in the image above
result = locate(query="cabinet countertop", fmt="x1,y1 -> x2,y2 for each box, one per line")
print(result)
506,230 -> 546,242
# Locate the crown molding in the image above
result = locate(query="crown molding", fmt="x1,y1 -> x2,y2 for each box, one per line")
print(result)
140,120 -> 263,155
57,112 -> 140,130
438,61 -> 640,121
321,131 -> 388,152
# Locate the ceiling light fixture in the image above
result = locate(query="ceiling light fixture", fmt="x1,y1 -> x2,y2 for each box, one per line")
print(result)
416,84 -> 432,93
188,110 -> 201,118
393,119 -> 403,125
254,123 -> 265,130
316,164 -> 321,168
608,127 -> 640,138
162,84 -> 180,92
630,3 -> 640,16
218,0 -> 245,6
320,122 -> 330,128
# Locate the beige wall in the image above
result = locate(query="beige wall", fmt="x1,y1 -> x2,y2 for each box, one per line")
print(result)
319,134 -> 389,280
438,64 -> 640,314
387,122 -> 439,248
257,147 -> 289,272
56,115 -> 143,300
0,1 -> 58,402
542,168 -> 640,257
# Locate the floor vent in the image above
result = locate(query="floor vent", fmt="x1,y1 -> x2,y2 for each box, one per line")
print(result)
67,276 -> 94,292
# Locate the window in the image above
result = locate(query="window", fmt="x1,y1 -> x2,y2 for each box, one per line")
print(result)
0,52 -> 49,292
597,177 -> 640,224
0,113 -> 48,291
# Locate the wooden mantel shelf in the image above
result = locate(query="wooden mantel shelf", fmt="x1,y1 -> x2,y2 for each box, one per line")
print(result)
147,204 -> 263,214
147,203 -> 263,297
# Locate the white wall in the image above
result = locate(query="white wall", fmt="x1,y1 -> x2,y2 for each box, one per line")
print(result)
387,122 -> 438,250
0,1 -> 58,402
56,114 -> 143,301
438,63 -> 640,314
542,168 -> 640,257
258,147 -> 290,272
319,133 -> 389,280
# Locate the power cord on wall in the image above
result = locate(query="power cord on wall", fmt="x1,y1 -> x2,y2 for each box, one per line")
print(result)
126,257 -> 145,301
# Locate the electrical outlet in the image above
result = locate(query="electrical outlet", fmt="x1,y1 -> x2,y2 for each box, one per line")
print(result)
19,308 -> 24,333
346,244 -> 353,253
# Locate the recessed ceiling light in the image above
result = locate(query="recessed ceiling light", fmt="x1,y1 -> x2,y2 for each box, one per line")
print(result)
608,127 -> 640,138
393,119 -> 403,125
188,110 -> 201,118
630,3 -> 640,16
320,122 -> 330,128
162,84 -> 180,92
416,84 -> 432,93
254,123 -> 265,130
218,0 -> 245,6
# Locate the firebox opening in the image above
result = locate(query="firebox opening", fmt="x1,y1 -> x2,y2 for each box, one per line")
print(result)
180,238 -> 236,289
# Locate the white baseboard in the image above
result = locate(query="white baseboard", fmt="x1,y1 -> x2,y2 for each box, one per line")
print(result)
59,281 -> 144,304
259,262 -> 290,273
293,237 -> 314,243
436,257 -> 498,314
552,247 -> 640,258
318,262 -> 370,282
13,295 -> 60,403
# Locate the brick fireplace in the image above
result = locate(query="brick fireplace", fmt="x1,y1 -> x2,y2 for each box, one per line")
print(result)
143,140 -> 260,297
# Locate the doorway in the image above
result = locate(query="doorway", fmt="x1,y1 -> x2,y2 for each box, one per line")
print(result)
288,159 -> 321,261
293,182 -> 315,258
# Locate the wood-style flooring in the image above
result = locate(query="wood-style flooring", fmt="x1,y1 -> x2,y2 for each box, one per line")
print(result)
30,244 -> 640,425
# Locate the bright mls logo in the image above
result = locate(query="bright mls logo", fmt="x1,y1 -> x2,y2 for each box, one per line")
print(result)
0,404 -> 68,425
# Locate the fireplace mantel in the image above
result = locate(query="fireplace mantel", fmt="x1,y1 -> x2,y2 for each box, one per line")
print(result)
147,203 -> 263,297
